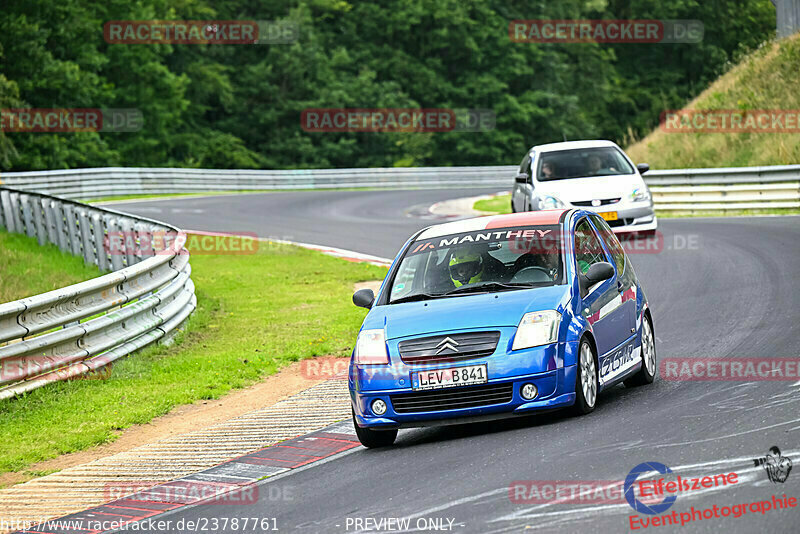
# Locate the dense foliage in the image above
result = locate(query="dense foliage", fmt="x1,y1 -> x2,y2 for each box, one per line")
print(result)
0,0 -> 776,170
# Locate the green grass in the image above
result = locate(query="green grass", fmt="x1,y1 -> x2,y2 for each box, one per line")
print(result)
626,34 -> 800,168
0,235 -> 386,475
473,195 -> 511,214
654,208 -> 800,218
0,230 -> 102,303
472,194 -> 800,218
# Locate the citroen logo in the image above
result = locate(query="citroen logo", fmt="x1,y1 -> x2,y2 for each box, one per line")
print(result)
591,199 -> 602,207
435,337 -> 460,354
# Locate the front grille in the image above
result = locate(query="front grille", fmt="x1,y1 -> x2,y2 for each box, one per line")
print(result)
572,198 -> 621,207
398,331 -> 501,364
391,382 -> 514,413
607,218 -> 633,228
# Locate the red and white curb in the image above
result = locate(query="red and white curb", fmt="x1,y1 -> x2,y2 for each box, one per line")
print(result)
428,190 -> 509,218
11,421 -> 360,534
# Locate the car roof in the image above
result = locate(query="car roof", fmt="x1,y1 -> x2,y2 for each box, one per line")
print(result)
529,139 -> 620,154
416,210 -> 569,239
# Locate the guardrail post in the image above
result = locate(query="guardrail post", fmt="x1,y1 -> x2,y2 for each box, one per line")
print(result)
0,190 -> 13,231
135,222 -> 155,259
33,197 -> 49,246
91,212 -> 109,271
78,208 -> 95,265
119,217 -> 136,267
21,194 -> 37,238
52,200 -> 69,252
63,204 -> 82,256
106,215 -> 125,271
10,192 -> 24,232
43,198 -> 59,246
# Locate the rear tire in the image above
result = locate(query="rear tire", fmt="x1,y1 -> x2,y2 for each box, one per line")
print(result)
573,338 -> 597,415
625,316 -> 656,387
352,409 -> 397,448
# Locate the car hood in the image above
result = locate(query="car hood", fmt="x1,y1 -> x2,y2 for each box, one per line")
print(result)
364,285 -> 572,340
536,174 -> 644,202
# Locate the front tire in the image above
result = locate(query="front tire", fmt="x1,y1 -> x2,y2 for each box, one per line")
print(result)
352,409 -> 397,448
573,338 -> 597,415
625,316 -> 656,387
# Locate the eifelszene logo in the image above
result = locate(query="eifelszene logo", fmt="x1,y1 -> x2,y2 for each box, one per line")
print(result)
753,446 -> 792,483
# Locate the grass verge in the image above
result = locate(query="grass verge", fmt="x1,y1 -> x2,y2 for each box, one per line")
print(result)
626,35 -> 800,167
0,230 -> 101,303
472,194 -> 800,217
473,195 -> 511,214
0,234 -> 386,476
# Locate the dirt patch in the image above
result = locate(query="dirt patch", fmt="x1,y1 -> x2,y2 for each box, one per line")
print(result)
354,280 -> 383,293
0,358 -> 349,488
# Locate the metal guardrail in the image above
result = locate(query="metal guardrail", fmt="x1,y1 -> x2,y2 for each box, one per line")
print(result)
0,186 -> 196,400
1,164 -> 798,210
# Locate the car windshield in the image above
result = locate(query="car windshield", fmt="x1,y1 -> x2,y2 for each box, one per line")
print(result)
388,225 -> 565,304
537,147 -> 634,181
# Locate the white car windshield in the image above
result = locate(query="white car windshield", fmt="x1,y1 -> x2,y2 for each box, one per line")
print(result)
537,147 -> 634,181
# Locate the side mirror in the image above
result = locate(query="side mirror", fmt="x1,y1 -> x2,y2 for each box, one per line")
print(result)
353,288 -> 375,309
637,163 -> 650,175
585,262 -> 615,284
514,173 -> 529,184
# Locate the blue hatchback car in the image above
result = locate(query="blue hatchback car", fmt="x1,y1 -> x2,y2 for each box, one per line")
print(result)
349,209 -> 656,447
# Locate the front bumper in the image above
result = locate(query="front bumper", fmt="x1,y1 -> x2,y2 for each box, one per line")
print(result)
567,202 -> 657,233
350,334 -> 578,429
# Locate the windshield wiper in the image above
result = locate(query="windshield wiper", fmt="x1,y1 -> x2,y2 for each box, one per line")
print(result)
390,292 -> 449,304
441,281 -> 537,296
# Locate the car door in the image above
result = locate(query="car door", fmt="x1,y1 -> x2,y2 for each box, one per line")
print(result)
574,217 -> 630,371
589,214 -> 636,339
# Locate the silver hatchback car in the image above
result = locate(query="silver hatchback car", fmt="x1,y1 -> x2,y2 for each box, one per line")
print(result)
511,140 -> 657,234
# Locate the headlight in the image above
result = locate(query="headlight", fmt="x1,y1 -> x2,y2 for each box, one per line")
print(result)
354,329 -> 389,364
539,196 -> 565,209
631,187 -> 651,202
512,310 -> 561,351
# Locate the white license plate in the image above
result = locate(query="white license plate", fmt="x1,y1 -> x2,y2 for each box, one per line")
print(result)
411,364 -> 488,391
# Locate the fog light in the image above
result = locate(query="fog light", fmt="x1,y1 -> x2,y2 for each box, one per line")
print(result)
371,399 -> 387,415
521,383 -> 538,400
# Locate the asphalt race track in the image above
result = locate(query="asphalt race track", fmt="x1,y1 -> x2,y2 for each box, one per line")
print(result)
103,191 -> 800,533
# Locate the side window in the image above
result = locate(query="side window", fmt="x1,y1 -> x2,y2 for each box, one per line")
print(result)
590,215 -> 626,274
574,218 -> 608,276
